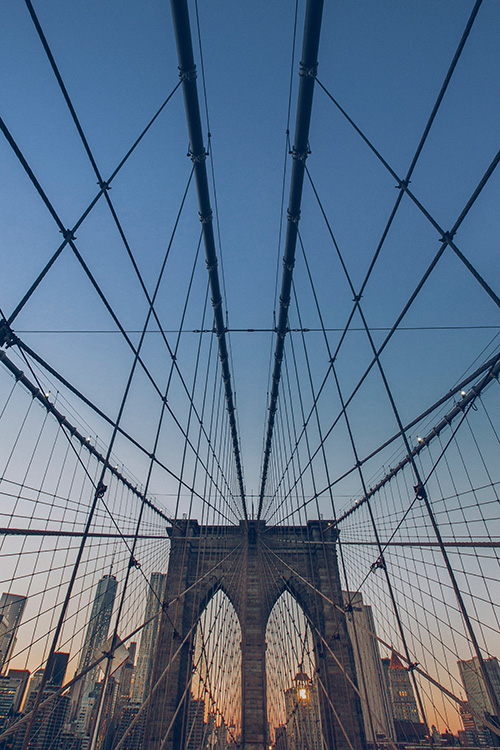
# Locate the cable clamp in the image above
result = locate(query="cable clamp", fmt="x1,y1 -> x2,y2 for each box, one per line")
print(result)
344,601 -> 353,613
440,230 -> 455,245
179,65 -> 197,82
199,209 -> 213,223
128,556 -> 141,570
206,259 -> 218,271
0,321 -> 15,349
396,178 -> 410,190
98,180 -> 111,191
61,228 -> 76,242
352,293 -> 362,303
370,556 -> 386,572
291,147 -> 309,162
282,257 -> 295,272
191,150 -> 208,164
279,294 -> 291,310
287,209 -> 301,224
299,61 -> 318,78
413,483 -> 427,501
407,661 -> 419,672
95,482 -> 107,499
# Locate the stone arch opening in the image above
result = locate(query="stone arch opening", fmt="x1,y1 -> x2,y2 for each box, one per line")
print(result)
266,590 -> 322,748
191,589 -> 242,746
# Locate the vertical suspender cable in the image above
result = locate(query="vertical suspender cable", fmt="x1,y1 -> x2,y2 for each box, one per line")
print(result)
258,0 -> 324,518
170,0 -> 247,521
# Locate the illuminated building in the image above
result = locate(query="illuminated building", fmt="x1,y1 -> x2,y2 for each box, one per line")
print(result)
284,668 -> 322,750
382,652 -> 419,723
0,670 -> 29,730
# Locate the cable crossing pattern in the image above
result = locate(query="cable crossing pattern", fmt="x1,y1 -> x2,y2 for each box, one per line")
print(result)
0,0 -> 499,749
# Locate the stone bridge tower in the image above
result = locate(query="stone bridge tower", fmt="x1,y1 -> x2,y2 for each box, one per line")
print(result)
144,519 -> 366,750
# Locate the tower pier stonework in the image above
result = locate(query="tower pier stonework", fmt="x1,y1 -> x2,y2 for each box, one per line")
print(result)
144,520 -> 366,750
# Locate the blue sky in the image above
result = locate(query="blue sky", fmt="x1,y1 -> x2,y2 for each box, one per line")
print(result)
1,0 -> 500,511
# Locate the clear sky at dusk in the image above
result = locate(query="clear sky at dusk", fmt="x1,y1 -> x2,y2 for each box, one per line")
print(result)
1,0 -> 500,506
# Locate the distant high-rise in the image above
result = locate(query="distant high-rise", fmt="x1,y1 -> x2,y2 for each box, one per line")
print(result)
458,656 -> 500,719
5,669 -> 29,712
0,670 -> 29,730
45,651 -> 69,688
458,656 -> 500,745
284,669 -> 322,750
343,591 -> 395,743
0,593 -> 27,673
186,693 -> 206,750
116,641 -> 136,704
131,572 -> 166,703
381,652 -> 419,724
74,574 -> 118,735
78,574 -> 118,676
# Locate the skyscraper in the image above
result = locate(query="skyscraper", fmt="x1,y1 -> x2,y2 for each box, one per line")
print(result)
382,651 -> 419,724
458,656 -> 500,745
45,652 -> 69,688
73,574 -> 118,735
0,670 -> 29,730
458,656 -> 500,719
0,593 -> 27,673
343,591 -> 395,743
12,656 -> 69,750
131,572 -> 166,704
186,693 -> 206,749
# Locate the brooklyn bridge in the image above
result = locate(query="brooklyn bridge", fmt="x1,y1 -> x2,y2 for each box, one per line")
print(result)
0,0 -> 499,749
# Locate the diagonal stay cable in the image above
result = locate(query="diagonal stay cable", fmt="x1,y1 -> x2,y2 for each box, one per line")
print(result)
312,88 -> 500,312
0,143 -> 236,507
5,7 -> 241,507
0,347 -> 234,524
258,0 -> 325,518
169,0 -> 246,519
315,0 -> 496,315
262,0 -> 495,517
263,148 -> 500,525
2,82 -> 180,327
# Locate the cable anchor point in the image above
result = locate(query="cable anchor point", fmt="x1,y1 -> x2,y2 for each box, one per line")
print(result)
61,228 -> 76,242
287,209 -> 301,224
128,556 -> 141,570
178,66 -> 197,82
199,209 -> 213,224
414,483 -> 427,501
291,147 -> 309,162
396,178 -> 410,190
370,556 -> 386,572
95,482 -> 107,499
0,321 -> 15,349
191,150 -> 208,164
299,61 -> 318,78
440,230 -> 455,246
